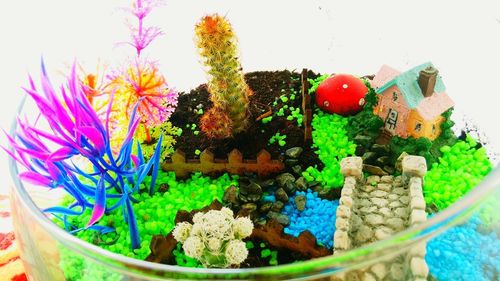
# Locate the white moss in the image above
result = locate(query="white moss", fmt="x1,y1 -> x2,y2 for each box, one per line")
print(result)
183,236 -> 204,259
172,222 -> 192,243
225,240 -> 248,265
173,209 -> 253,268
233,217 -> 253,239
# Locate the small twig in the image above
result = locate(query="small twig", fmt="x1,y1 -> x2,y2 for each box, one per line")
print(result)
253,102 -> 273,121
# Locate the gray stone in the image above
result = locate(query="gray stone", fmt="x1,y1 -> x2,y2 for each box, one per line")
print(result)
223,185 -> 239,204
388,193 -> 399,201
378,183 -> 392,192
363,164 -> 389,176
389,201 -> 403,208
394,207 -> 409,218
285,147 -> 303,159
366,175 -> 381,184
333,230 -> 350,250
390,263 -> 405,280
341,186 -> 354,197
340,196 -> 353,208
295,177 -> 308,191
383,165 -> 395,175
371,198 -> 389,208
393,175 -> 404,186
362,151 -> 377,163
359,206 -> 377,214
370,263 -> 387,280
386,217 -> 405,230
362,272 -> 376,281
292,165 -> 303,175
271,201 -> 285,212
355,134 -> 372,144
259,202 -> 272,213
371,190 -> 388,198
378,207 -> 392,217
239,203 -> 258,217
361,184 -> 376,193
276,173 -> 295,187
366,214 -> 384,226
307,180 -> 321,188
411,196 -> 426,210
358,199 -> 372,208
411,257 -> 429,277
402,156 -> 427,178
340,157 -> 363,178
372,143 -> 390,154
411,209 -> 427,225
335,217 -> 349,231
285,158 -> 299,167
350,213 -> 363,230
295,195 -> 307,211
336,205 -> 351,218
375,156 -> 390,166
267,211 -> 290,225
395,152 -> 410,172
393,187 -> 406,195
246,193 -> 262,203
375,227 -> 393,240
260,179 -> 275,188
284,182 -> 297,194
380,175 -> 394,183
400,196 -> 410,205
344,177 -> 357,186
354,225 -> 374,244
240,182 -> 262,195
275,188 -> 289,202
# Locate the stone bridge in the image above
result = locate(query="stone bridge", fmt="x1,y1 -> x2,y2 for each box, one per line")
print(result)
333,156 -> 429,281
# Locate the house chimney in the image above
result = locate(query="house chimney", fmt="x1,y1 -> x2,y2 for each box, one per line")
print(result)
418,66 -> 438,98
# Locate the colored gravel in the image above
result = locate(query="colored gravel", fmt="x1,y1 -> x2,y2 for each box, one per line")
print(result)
424,136 -> 492,210
426,215 -> 500,281
58,171 -> 237,280
302,111 -> 356,188
282,189 -> 339,249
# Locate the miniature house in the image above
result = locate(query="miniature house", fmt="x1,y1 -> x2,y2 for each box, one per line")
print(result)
371,63 -> 454,140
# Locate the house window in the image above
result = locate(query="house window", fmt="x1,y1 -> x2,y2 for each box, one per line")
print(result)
384,109 -> 398,132
415,123 -> 422,132
392,92 -> 398,101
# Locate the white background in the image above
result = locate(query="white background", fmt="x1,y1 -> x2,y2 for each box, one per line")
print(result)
1,0 -> 500,194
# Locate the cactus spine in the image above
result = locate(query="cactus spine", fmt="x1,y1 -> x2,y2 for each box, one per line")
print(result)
195,14 -> 252,138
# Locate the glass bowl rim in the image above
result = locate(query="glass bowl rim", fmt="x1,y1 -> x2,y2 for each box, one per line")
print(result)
8,96 -> 500,278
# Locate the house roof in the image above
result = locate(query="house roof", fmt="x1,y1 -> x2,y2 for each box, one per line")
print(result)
375,62 -> 447,109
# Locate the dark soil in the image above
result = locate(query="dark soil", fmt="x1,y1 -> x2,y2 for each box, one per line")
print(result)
169,70 -> 323,171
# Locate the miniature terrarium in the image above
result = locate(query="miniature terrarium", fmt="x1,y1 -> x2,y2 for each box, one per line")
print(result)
5,1 -> 500,281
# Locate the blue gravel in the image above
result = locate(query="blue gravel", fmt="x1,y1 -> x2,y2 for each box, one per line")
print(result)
281,189 -> 339,249
426,215 -> 500,281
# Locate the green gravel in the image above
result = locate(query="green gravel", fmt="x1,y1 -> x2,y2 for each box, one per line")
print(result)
302,110 -> 356,188
424,136 -> 492,210
61,171 -> 237,259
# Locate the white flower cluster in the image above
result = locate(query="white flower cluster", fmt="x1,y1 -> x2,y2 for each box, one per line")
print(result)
172,207 -> 254,268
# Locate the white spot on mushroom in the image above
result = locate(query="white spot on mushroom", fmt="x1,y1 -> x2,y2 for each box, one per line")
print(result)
324,101 -> 330,107
342,84 -> 348,89
359,98 -> 365,106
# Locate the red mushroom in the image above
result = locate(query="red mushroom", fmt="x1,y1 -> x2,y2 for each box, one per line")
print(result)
315,74 -> 368,116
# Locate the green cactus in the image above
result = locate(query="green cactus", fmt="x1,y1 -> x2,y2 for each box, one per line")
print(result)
195,14 -> 252,138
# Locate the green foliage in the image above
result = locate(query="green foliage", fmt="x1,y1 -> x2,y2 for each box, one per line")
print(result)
195,15 -> 251,135
346,81 -> 384,148
424,136 -> 492,210
57,171 -> 238,260
140,121 -> 181,161
269,132 -> 287,147
308,74 -> 330,94
302,111 -> 356,188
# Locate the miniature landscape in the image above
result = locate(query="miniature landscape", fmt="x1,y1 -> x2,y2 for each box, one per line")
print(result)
4,1 -> 499,281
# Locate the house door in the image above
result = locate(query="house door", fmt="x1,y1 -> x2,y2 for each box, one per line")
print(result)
384,108 -> 398,133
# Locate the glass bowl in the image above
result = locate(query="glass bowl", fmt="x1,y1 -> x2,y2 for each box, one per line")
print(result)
7,1 -> 500,280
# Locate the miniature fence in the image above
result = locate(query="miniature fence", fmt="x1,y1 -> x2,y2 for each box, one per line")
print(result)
161,149 -> 284,178
301,68 -> 313,146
